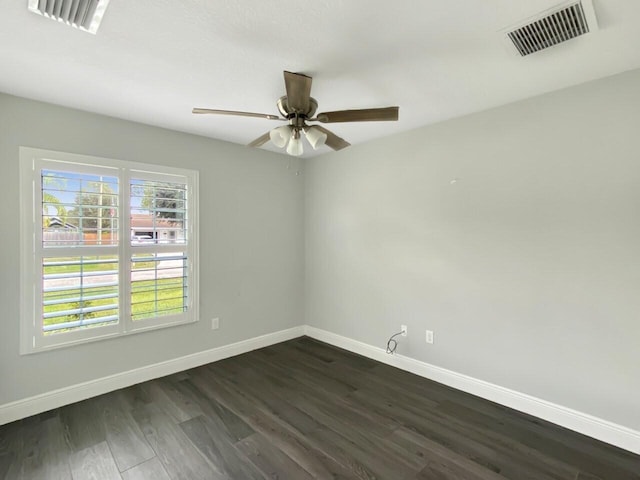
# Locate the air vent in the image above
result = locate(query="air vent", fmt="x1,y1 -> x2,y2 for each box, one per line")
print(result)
27,0 -> 111,34
504,0 -> 598,56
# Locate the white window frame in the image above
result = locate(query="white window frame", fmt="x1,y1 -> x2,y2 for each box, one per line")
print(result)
20,147 -> 199,354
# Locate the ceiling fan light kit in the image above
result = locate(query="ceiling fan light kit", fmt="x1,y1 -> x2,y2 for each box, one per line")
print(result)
305,126 -> 328,150
270,125 -> 293,148
286,129 -> 304,156
193,71 -> 399,156
268,124 -> 327,156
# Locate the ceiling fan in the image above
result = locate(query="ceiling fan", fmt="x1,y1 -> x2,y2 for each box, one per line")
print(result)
193,71 -> 399,156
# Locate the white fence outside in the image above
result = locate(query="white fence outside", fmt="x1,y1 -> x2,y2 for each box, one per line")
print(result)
43,230 -> 83,245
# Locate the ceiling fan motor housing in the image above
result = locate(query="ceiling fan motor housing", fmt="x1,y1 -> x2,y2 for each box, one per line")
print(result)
277,96 -> 318,120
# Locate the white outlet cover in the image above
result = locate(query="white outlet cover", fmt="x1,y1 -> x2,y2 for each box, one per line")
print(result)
211,318 -> 220,330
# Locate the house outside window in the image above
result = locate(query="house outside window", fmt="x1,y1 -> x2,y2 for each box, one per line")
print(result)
19,147 -> 199,353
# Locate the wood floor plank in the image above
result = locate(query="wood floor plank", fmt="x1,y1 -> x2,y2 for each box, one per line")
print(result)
131,402 -> 221,480
245,409 -> 360,479
351,388 -> 578,480
179,415 -> 263,480
174,379 -> 255,442
98,392 -> 155,472
190,367 -> 321,438
0,452 -> 14,480
306,426 -> 421,479
4,414 -> 72,480
121,457 -> 170,480
289,387 -> 398,440
416,460 -> 502,480
575,472 -> 604,480
204,365 -> 324,435
60,399 -> 106,452
238,347 -> 358,398
392,426 -> 510,480
139,379 -> 203,424
262,341 -> 436,409
300,429 -> 379,480
188,371 -> 358,478
270,338 -> 336,364
436,399 -> 639,480
115,385 -> 153,412
0,420 -> 19,480
294,337 -> 379,370
236,433 -> 315,480
239,351 -> 403,437
68,441 -> 121,480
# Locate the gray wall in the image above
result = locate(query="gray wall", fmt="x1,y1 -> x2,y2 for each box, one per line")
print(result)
3,68 -> 640,433
0,93 -> 305,405
305,69 -> 640,430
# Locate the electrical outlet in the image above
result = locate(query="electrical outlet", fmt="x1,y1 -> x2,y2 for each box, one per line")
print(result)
211,317 -> 220,330
401,325 -> 407,336
426,330 -> 434,344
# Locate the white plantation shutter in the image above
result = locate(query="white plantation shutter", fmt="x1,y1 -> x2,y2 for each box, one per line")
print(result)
40,168 -> 120,339
128,175 -> 192,329
20,148 -> 199,353
42,256 -> 120,333
130,252 -> 187,320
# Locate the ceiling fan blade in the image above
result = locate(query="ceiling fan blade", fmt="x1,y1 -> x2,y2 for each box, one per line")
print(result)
313,126 -> 351,151
315,106 -> 399,123
284,71 -> 312,113
247,131 -> 271,148
192,108 -> 282,120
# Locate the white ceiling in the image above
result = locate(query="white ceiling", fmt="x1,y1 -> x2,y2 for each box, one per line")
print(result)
1,0 -> 640,158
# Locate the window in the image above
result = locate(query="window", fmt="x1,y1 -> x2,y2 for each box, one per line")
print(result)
20,148 -> 199,353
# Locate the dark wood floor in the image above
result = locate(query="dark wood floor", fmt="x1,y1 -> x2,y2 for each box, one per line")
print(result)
1,337 -> 639,479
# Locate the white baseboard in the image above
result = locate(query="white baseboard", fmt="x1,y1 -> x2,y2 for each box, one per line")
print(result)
304,325 -> 640,455
0,326 -> 305,426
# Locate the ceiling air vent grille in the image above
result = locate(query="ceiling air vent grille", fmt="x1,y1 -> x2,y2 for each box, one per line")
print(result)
27,0 -> 111,34
505,0 -> 598,56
